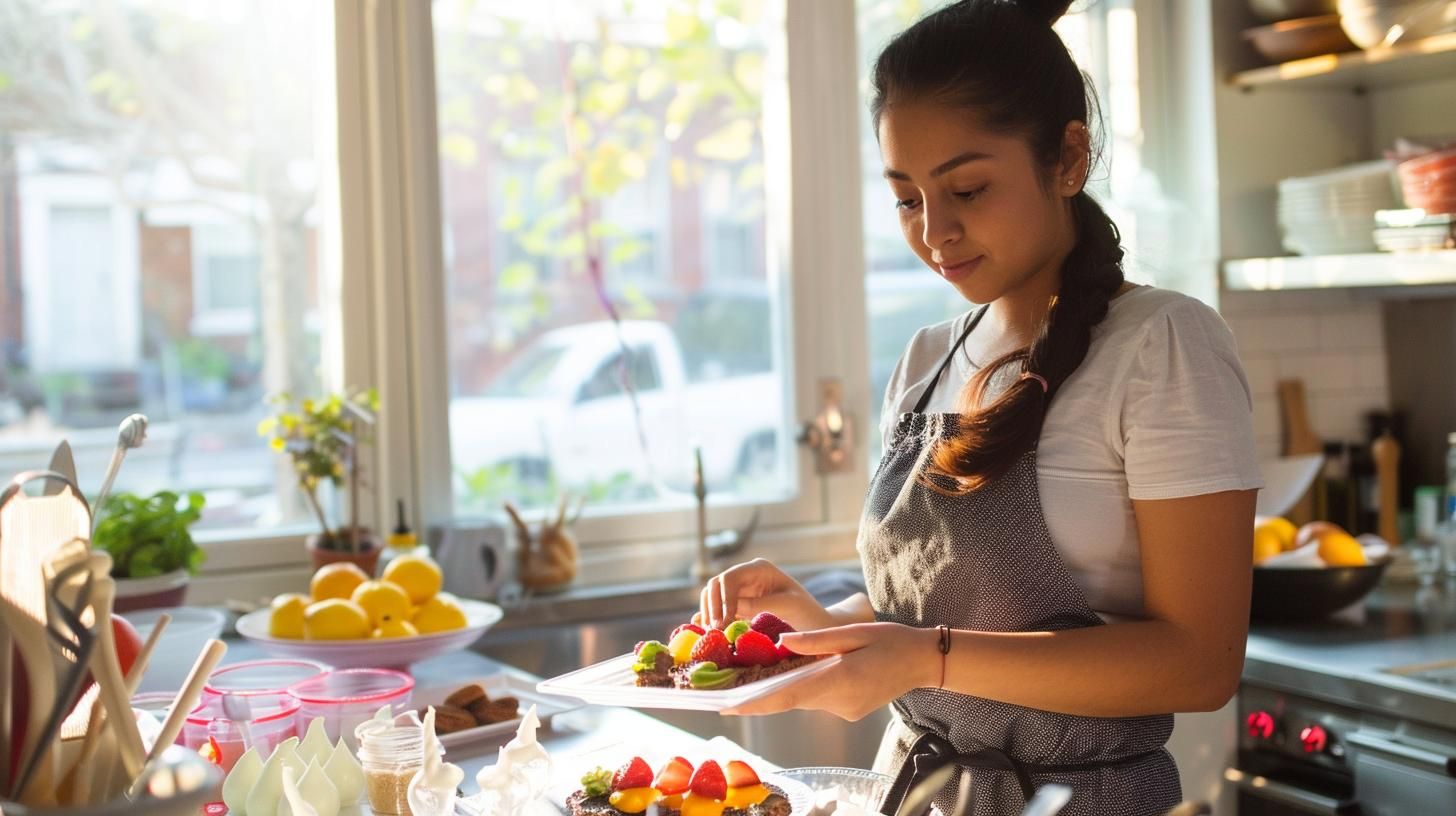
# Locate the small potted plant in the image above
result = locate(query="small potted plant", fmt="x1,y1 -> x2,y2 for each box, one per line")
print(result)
259,388 -> 382,573
93,490 -> 207,612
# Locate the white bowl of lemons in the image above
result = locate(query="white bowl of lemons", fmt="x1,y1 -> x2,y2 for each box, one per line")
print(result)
235,554 -> 505,669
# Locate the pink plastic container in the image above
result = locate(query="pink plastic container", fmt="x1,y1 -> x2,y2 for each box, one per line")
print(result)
287,668 -> 415,749
181,690 -> 301,771
204,658 -> 327,699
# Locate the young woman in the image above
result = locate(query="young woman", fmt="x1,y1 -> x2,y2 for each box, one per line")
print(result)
696,1 -> 1262,813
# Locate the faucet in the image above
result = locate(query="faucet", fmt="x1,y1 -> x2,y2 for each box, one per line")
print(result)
691,446 -> 761,581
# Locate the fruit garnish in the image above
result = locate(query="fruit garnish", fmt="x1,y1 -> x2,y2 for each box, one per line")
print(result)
581,767 -> 613,797
632,640 -> 670,672
749,612 -> 794,641
668,629 -> 703,665
723,620 -> 751,643
775,642 -> 796,661
608,788 -> 661,813
731,630 -> 778,667
690,630 -> 733,666
659,794 -> 685,810
724,784 -> 772,809
671,622 -> 706,640
689,760 -> 728,800
724,760 -> 760,788
681,794 -> 728,816
654,756 -> 694,795
689,662 -> 741,689
612,757 -> 654,791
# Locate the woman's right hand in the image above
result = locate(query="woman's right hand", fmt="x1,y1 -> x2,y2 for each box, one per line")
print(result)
697,558 -> 835,632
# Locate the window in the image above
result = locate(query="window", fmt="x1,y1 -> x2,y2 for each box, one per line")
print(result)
434,0 -> 799,515
0,0 -> 336,533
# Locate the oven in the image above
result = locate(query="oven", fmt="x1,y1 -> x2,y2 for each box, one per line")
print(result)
1231,682 -> 1456,815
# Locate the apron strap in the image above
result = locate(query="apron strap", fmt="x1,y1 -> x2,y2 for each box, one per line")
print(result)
878,730 -> 1164,816
910,307 -> 988,415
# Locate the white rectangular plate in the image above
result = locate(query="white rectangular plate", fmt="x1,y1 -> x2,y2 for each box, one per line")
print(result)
413,672 -> 582,747
536,653 -> 843,711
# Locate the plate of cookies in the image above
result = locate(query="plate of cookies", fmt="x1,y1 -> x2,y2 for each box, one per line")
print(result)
415,672 -> 582,747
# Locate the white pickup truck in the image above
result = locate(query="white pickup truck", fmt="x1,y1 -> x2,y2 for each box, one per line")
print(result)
449,320 -> 783,493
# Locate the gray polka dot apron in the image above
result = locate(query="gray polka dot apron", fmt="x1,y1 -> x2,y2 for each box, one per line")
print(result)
863,308 -> 1180,816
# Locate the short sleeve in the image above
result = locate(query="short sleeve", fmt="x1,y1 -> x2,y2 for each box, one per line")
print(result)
1117,299 -> 1265,501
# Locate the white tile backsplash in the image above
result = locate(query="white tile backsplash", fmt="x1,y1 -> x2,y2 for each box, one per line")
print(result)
1221,290 -> 1390,455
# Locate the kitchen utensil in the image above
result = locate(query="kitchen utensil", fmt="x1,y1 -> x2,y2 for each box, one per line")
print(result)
91,413 -> 148,538
233,598 -> 502,669
1250,558 -> 1392,621
1017,783 -> 1073,816
1242,15 -> 1358,63
3,743 -> 223,816
12,547 -> 98,803
59,614 -> 169,806
1277,380 -> 1323,525
892,763 -> 957,816
1249,0 -> 1337,21
0,472 -> 92,804
125,638 -> 226,799
44,442 -> 78,497
78,565 -> 150,797
949,766 -> 974,816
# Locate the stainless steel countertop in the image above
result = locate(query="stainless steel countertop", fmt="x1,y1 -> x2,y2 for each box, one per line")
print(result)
1245,579 -> 1456,728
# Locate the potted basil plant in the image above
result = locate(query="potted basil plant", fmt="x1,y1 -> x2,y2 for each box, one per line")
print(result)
93,490 -> 207,612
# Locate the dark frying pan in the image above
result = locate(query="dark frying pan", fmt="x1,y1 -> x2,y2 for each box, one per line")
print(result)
1250,559 -> 1391,623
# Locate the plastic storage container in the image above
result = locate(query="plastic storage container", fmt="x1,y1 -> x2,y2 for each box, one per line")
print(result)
354,711 -> 442,815
288,668 -> 415,750
204,658 -> 327,698
180,690 -> 301,771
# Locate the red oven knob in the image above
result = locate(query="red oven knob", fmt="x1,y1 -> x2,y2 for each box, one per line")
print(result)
1300,724 -> 1329,754
1246,710 -> 1277,740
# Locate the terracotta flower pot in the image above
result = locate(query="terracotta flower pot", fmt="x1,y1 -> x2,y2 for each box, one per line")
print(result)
113,569 -> 190,613
306,529 -> 382,575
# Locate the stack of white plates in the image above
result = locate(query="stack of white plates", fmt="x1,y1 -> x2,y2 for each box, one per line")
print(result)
1278,159 -> 1398,255
1373,208 -> 1456,251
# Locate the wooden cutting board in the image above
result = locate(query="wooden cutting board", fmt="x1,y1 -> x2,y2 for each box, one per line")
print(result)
1278,379 -> 1323,526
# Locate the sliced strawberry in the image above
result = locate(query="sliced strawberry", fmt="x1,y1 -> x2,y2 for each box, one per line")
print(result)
725,760 -> 760,788
731,630 -> 779,667
611,756 -> 654,792
671,623 -> 706,640
689,629 -> 733,667
749,612 -> 794,642
775,641 -> 798,660
654,756 -> 695,795
689,759 -> 727,800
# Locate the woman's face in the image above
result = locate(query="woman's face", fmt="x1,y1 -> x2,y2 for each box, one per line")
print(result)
877,100 -> 1082,306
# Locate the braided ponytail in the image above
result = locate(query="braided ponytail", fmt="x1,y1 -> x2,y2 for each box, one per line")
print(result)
871,0 -> 1125,495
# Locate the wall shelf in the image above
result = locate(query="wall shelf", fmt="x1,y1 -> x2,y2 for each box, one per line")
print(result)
1224,250 -> 1456,290
1231,32 -> 1456,91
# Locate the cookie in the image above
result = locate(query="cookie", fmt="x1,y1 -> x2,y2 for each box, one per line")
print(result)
431,704 -> 478,734
445,683 -> 488,709
471,696 -> 520,725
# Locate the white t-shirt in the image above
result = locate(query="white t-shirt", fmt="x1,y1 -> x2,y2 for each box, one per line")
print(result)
878,285 -> 1264,619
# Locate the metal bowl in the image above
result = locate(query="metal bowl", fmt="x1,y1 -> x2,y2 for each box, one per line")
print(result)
0,745 -> 222,816
1242,15 -> 1360,63
778,766 -> 895,815
1251,558 -> 1391,622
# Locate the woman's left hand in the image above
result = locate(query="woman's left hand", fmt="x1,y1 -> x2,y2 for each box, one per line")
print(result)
723,622 -> 937,721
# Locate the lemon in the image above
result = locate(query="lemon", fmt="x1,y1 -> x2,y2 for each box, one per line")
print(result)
1256,517 -> 1299,551
1317,531 -> 1368,567
1252,528 -> 1283,565
382,554 -> 443,605
351,579 -> 413,627
411,593 -> 467,634
303,598 -> 372,640
311,562 -> 370,602
268,593 -> 310,639
371,619 -> 420,639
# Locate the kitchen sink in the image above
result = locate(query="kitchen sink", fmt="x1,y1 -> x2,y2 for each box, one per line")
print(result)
473,571 -> 891,770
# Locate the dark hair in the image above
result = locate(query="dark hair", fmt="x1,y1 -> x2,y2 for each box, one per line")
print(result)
871,0 -> 1126,495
